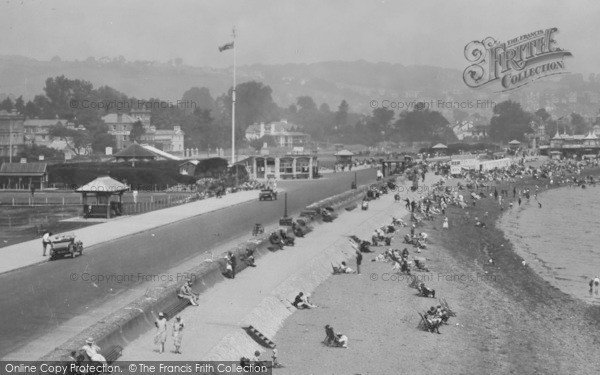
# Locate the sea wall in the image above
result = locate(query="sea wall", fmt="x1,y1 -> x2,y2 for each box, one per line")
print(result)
41,180 -> 384,361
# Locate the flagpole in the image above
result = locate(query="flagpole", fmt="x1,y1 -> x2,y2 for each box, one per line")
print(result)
231,27 -> 237,165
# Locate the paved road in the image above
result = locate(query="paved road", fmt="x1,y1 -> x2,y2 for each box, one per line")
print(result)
0,169 -> 376,358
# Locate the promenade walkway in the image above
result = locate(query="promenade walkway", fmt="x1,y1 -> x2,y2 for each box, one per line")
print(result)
119,189 -> 407,361
0,190 -> 258,275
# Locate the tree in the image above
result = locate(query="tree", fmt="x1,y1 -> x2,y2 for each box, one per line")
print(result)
570,112 -> 588,134
129,120 -> 145,142
91,133 -> 115,154
181,87 -> 216,115
48,125 -> 91,155
489,100 -> 533,142
17,144 -> 65,162
249,135 -> 276,151
220,81 -> 278,145
297,96 -> 318,112
334,100 -> 349,129
0,97 -> 14,111
23,101 -> 39,118
535,108 -> 551,122
15,96 -> 25,114
393,109 -> 456,144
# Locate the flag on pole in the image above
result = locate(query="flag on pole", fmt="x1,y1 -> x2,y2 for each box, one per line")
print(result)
219,42 -> 234,52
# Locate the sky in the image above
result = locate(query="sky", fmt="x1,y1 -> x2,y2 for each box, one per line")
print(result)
0,0 -> 599,74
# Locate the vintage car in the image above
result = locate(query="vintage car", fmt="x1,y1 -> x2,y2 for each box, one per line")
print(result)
259,189 -> 278,201
49,234 -> 84,260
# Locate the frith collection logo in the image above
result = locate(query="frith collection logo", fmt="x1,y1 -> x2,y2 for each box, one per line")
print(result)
463,27 -> 572,92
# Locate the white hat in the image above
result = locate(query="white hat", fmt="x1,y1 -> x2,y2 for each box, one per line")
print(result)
158,312 -> 165,317
85,338 -> 94,344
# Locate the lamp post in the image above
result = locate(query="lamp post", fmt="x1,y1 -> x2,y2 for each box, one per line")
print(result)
279,192 -> 292,226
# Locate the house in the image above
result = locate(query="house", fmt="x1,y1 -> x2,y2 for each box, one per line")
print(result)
102,112 -> 138,150
140,125 -> 185,156
179,160 -> 200,176
0,110 -> 25,158
23,119 -> 69,146
131,108 -> 151,128
245,120 -> 309,148
23,119 -> 85,158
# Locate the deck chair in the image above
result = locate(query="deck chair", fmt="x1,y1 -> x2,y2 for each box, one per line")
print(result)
439,298 -> 457,317
331,263 -> 343,275
323,325 -> 337,346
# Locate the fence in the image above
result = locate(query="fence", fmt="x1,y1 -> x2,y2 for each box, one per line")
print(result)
0,194 -> 196,208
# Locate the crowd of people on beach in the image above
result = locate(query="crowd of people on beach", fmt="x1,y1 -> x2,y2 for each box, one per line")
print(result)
142,155 -> 600,363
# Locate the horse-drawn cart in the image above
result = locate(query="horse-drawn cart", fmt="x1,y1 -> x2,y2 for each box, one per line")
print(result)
49,234 -> 84,260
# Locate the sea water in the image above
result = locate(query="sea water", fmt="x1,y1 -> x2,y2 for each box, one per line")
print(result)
499,184 -> 600,305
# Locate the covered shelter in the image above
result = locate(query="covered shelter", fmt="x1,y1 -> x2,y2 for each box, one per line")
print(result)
0,162 -> 47,189
508,140 -> 521,150
431,143 -> 448,155
113,143 -> 157,163
334,149 -> 354,165
76,176 -> 129,219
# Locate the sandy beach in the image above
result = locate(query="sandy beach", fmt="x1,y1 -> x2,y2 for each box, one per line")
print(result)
273,172 -> 600,375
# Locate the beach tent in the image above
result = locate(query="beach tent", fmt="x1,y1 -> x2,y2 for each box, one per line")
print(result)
432,143 -> 448,149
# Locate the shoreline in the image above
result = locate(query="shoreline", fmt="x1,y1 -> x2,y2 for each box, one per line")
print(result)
498,183 -> 600,306
272,170 -> 600,374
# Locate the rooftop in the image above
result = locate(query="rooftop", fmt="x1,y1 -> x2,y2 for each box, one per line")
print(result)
0,162 -> 47,176
75,176 -> 129,193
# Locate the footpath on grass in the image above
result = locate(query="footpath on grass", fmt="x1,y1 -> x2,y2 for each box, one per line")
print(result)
0,190 -> 258,275
118,183 -> 404,361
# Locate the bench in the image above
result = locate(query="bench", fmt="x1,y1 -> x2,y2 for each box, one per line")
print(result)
99,345 -> 123,364
84,205 -> 109,219
164,297 -> 192,320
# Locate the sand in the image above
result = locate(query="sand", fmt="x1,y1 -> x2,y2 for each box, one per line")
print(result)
272,172 -> 600,375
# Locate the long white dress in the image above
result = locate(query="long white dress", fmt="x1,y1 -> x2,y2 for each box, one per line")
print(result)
442,218 -> 449,229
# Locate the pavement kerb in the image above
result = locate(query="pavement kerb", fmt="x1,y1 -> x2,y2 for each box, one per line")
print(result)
38,181 -> 384,361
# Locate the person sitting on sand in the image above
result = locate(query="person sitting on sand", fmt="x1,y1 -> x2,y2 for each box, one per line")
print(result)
292,292 -> 317,309
178,280 -> 199,306
425,307 -> 442,334
338,261 -> 354,273
336,333 -> 348,348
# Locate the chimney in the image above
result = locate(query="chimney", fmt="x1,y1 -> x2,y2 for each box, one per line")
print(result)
270,123 -> 276,134
260,122 -> 265,137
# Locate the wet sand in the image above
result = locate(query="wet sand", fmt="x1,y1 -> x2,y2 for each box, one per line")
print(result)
273,174 -> 600,375
499,185 -> 600,305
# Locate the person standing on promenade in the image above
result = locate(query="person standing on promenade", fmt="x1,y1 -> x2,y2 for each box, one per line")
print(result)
442,217 -> 449,229
42,231 -> 52,257
405,198 -> 411,211
172,316 -> 184,354
356,251 -> 362,275
154,312 -> 167,354
513,186 -> 516,198
229,251 -> 237,279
